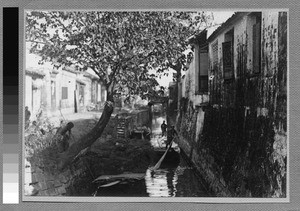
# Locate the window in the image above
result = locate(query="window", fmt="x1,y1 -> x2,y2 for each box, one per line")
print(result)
212,41 -> 218,72
198,47 -> 208,93
222,41 -> 233,79
223,29 -> 234,80
78,84 -> 85,106
252,13 -> 261,73
210,41 -> 219,104
62,87 -> 68,99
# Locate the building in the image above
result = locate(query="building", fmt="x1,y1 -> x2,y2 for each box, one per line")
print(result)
207,11 -> 287,109
175,11 -> 287,197
25,64 -> 107,121
181,29 -> 209,107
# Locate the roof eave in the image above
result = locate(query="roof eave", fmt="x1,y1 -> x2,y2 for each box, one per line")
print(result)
188,29 -> 208,46
207,12 -> 251,43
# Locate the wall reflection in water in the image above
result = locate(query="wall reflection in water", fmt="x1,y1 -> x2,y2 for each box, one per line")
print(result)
145,168 -> 178,197
145,163 -> 210,197
144,112 -> 211,197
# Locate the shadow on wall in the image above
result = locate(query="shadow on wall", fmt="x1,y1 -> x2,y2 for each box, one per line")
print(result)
177,102 -> 287,197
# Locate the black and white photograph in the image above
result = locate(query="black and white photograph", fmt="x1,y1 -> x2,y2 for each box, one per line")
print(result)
23,9 -> 288,201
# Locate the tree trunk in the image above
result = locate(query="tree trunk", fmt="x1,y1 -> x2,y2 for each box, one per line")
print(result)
58,100 -> 114,170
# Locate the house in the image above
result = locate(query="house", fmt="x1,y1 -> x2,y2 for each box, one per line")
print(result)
25,55 -> 107,120
180,11 -> 287,110
181,29 -> 209,107
207,12 -> 264,107
25,67 -> 47,117
207,11 -> 287,111
84,72 -> 107,109
174,11 -> 287,197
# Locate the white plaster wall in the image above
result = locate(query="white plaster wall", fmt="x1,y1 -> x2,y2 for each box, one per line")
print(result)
25,76 -> 32,114
233,16 -> 247,78
262,11 -> 279,76
246,15 -> 258,71
182,50 -> 209,107
58,70 -> 77,114
208,14 -> 262,80
195,107 -> 205,143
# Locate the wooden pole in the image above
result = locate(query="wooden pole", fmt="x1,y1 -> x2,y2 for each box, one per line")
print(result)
152,137 -> 174,170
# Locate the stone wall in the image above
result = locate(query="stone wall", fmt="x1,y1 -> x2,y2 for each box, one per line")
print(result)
176,98 -> 287,197
24,143 -> 89,196
24,114 -> 98,197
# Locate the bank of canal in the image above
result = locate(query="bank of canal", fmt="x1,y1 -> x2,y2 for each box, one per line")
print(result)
68,113 -> 213,197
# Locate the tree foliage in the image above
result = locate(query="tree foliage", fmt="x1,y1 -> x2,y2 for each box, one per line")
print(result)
26,11 -> 213,100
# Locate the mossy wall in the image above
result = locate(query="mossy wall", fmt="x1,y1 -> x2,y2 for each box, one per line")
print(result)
175,11 -> 287,197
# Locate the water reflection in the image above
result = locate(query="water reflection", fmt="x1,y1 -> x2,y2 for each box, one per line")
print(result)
145,163 -> 211,197
91,111 -> 211,197
146,111 -> 179,197
150,113 -> 167,148
144,112 -> 211,197
145,169 -> 170,197
151,116 -> 165,134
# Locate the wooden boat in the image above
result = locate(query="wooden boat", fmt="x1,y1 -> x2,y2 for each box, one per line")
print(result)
152,136 -> 180,166
154,148 -> 180,165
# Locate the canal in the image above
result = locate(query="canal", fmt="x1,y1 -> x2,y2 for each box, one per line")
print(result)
93,111 -> 213,197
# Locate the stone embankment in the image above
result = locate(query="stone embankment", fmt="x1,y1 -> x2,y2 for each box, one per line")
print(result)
175,99 -> 287,197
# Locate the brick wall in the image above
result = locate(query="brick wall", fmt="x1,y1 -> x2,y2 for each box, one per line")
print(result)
25,148 -> 89,196
24,125 -> 89,196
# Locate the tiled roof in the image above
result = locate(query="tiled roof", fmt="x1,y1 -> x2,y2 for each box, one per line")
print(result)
26,67 -> 46,78
207,12 -> 250,42
63,66 -> 78,74
188,29 -> 208,46
83,72 -> 99,80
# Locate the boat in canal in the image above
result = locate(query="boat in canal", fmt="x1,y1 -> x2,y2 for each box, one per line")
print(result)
91,114 -> 211,197
152,136 -> 181,165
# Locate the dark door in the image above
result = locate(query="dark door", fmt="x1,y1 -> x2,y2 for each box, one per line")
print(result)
76,82 -> 85,112
51,80 -> 56,111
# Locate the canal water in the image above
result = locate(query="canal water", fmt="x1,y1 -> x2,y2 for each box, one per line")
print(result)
94,112 -> 212,197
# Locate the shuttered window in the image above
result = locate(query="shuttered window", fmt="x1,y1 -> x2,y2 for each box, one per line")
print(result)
212,41 -> 218,72
199,51 -> 208,93
253,23 -> 261,73
222,41 -> 234,79
62,86 -> 68,99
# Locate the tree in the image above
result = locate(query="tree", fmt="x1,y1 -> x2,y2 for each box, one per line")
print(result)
26,10 -> 213,169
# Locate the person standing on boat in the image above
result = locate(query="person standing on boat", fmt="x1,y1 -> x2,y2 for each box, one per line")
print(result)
166,126 -> 177,149
161,120 -> 167,137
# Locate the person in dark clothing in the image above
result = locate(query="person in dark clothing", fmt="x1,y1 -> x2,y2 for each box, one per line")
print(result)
142,125 -> 151,140
25,106 -> 31,129
56,122 -> 74,153
161,120 -> 167,137
166,126 -> 178,149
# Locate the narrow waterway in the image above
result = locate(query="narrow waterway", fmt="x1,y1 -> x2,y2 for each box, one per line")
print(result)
94,111 -> 212,197
144,112 -> 211,197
